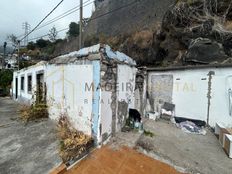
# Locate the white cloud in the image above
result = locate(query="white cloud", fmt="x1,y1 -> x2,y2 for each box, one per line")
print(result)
0,0 -> 93,45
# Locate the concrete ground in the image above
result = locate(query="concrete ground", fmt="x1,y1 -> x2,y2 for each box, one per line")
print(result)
0,97 -> 61,174
137,119 -> 232,174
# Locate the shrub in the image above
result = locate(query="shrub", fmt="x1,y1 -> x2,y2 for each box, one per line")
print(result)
0,70 -> 13,96
19,103 -> 48,123
57,114 -> 94,163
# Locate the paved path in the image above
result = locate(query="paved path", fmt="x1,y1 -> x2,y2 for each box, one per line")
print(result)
0,97 -> 61,174
66,146 -> 183,174
138,120 -> 232,174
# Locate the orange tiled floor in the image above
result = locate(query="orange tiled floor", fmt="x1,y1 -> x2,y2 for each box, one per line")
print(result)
65,146 -> 183,174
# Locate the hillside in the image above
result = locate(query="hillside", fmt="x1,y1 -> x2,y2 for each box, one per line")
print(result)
54,0 -> 232,66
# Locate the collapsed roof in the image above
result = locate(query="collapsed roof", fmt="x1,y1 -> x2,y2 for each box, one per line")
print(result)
49,44 -> 136,66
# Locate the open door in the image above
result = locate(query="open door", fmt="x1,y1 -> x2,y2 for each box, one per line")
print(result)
36,72 -> 44,103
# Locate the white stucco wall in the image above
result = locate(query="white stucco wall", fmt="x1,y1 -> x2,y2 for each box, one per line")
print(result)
210,69 -> 232,127
148,67 -> 232,128
116,65 -> 137,131
117,65 -> 137,108
12,64 -> 45,104
100,91 -> 112,140
45,64 -> 94,136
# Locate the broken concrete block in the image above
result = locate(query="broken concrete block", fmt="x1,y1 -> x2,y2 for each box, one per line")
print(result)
224,134 -> 232,159
215,123 -> 224,136
219,128 -> 230,147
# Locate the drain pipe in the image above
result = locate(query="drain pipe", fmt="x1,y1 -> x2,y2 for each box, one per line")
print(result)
206,71 -> 215,126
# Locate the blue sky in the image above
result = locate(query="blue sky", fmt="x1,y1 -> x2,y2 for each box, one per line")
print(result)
0,0 -> 94,46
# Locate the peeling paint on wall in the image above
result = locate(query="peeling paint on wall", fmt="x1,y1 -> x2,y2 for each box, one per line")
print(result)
117,100 -> 129,129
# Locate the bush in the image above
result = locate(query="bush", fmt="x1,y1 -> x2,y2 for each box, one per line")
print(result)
0,70 -> 13,96
57,114 -> 94,163
19,103 -> 48,123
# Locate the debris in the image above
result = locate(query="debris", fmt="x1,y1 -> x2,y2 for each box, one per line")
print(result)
176,121 -> 206,135
175,117 -> 206,127
147,111 -> 160,121
224,134 -> 232,158
215,123 -> 232,158
161,102 -> 175,121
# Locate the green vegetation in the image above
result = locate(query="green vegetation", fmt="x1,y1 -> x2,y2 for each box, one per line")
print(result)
19,85 -> 48,123
144,130 -> 155,137
0,70 -> 13,96
67,22 -> 80,38
20,103 -> 48,123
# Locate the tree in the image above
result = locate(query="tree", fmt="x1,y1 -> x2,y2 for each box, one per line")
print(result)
7,34 -> 18,48
67,22 -> 80,37
48,26 -> 58,42
27,41 -> 36,50
36,39 -> 50,48
0,70 -> 13,95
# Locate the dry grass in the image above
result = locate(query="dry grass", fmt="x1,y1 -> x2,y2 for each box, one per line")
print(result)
19,103 -> 48,123
224,20 -> 232,31
57,115 -> 94,163
133,30 -> 153,49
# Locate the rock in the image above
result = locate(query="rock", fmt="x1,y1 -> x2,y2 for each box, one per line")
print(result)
54,0 -> 232,66
216,0 -> 232,20
184,38 -> 228,63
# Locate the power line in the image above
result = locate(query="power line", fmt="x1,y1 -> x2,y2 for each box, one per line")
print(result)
27,0 -> 141,42
90,0 -> 140,21
20,0 -> 65,42
28,27 -> 69,42
41,0 -> 91,27
33,1 -> 94,32
17,0 -> 92,39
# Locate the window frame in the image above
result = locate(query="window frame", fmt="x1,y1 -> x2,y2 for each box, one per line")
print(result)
20,75 -> 25,91
27,74 -> 32,94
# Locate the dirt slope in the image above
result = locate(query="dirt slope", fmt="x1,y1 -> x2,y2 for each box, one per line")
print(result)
54,0 -> 232,66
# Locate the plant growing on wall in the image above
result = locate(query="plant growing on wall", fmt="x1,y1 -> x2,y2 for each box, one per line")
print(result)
57,114 -> 94,163
19,84 -> 48,123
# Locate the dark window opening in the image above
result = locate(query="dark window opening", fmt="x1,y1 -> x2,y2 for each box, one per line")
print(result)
21,76 -> 25,91
28,75 -> 32,93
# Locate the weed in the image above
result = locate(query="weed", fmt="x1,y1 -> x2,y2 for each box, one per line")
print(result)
144,130 -> 155,138
57,114 -> 94,163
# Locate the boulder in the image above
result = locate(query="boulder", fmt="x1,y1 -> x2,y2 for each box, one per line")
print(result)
184,38 -> 228,63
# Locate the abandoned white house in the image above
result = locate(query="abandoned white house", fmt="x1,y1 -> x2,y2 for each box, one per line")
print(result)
12,44 -> 137,144
140,65 -> 232,128
12,43 -> 232,144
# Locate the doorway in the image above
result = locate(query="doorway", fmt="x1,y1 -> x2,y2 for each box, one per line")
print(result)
15,77 -> 18,99
36,72 -> 44,103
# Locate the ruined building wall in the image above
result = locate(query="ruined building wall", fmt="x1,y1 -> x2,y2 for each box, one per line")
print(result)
146,67 -> 232,128
100,61 -> 117,142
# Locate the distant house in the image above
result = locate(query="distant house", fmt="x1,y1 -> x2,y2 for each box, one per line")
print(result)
5,55 -> 18,69
12,44 -> 137,144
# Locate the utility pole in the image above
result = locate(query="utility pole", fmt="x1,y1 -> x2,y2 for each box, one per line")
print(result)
17,40 -> 20,71
3,42 -> 7,70
22,22 -> 30,47
79,0 -> 83,49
